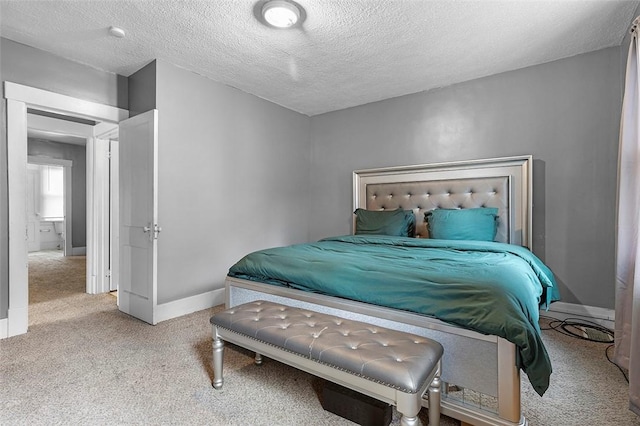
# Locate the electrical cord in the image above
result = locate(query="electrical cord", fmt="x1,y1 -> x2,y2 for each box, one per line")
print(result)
539,315 -> 629,384
540,316 -> 613,342
606,343 -> 630,384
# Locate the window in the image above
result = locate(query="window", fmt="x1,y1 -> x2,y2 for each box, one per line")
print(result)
40,165 -> 64,221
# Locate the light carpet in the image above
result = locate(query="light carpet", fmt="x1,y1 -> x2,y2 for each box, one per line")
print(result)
1,251 -> 638,425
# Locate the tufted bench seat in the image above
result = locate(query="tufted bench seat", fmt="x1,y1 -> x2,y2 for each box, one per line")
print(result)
210,301 -> 443,426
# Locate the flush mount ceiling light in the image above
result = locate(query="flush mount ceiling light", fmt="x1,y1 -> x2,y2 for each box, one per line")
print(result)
261,0 -> 304,28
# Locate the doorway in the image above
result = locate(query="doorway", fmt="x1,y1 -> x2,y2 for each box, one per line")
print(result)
26,158 -> 72,254
4,82 -> 128,337
26,127 -> 85,327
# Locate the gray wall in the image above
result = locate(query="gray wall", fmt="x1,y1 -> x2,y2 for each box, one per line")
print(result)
128,60 -> 156,117
0,38 -> 128,108
0,37 -> 127,319
308,47 -> 622,309
152,60 -> 311,304
27,139 -> 87,248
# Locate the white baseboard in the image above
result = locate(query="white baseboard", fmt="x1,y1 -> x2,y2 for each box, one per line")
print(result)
155,288 -> 225,324
0,318 -> 8,339
40,241 -> 62,250
71,246 -> 86,256
540,302 -> 615,330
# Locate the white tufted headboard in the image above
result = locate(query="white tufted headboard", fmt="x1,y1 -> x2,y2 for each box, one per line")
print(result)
353,156 -> 532,248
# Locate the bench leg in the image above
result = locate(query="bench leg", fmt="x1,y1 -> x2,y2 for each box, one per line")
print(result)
399,414 -> 422,426
212,328 -> 225,389
255,353 -> 263,365
396,393 -> 423,426
428,361 -> 442,426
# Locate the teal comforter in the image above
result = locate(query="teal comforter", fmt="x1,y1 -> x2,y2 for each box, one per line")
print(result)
228,235 -> 560,396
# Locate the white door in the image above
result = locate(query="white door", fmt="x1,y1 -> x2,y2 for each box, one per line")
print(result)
26,164 -> 41,252
118,109 -> 159,324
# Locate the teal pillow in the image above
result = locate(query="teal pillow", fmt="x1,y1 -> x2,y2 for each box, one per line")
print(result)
354,208 -> 415,237
425,208 -> 499,241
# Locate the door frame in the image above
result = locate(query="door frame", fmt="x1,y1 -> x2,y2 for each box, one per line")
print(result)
91,124 -> 120,295
109,139 -> 120,293
3,82 -> 128,338
27,111 -> 96,257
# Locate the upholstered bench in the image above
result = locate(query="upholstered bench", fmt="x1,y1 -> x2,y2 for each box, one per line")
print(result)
210,301 -> 444,426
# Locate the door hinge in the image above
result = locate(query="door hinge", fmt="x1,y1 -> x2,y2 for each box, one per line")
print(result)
106,269 -> 112,278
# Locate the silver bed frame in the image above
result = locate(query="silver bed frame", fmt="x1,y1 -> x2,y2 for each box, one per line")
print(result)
225,155 -> 533,426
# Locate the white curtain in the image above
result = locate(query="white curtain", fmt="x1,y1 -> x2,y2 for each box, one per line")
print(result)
615,16 -> 640,417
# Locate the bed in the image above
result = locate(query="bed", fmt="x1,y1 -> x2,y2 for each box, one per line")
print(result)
223,155 -> 558,426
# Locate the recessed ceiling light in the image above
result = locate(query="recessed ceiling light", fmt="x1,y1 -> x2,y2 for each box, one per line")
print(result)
261,0 -> 303,28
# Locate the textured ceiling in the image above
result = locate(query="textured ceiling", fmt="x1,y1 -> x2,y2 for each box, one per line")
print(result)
1,0 -> 639,116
